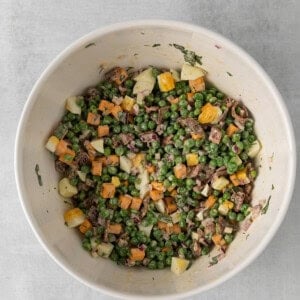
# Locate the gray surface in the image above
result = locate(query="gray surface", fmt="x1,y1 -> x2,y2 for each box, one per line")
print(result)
1,0 -> 299,299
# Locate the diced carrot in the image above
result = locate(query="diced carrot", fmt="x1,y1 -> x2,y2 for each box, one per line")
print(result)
189,77 -> 205,92
130,248 -> 145,261
230,168 -> 250,186
101,183 -> 116,198
191,132 -> 204,140
149,189 -> 163,201
91,160 -> 102,176
165,197 -> 177,214
106,155 -> 119,165
167,97 -> 179,104
98,100 -> 114,114
58,148 -> 75,165
107,223 -> 122,235
110,67 -> 128,85
162,247 -> 171,252
151,181 -> 164,192
157,221 -> 168,230
212,234 -> 225,246
173,164 -> 187,179
171,224 -> 181,234
55,140 -> 70,156
130,197 -> 142,210
79,219 -> 92,234
119,195 -> 132,209
226,124 -> 239,137
111,105 -> 122,119
170,189 -> 178,197
97,125 -> 110,137
87,112 -> 100,126
186,92 -> 195,102
146,164 -> 156,173
204,195 -> 216,209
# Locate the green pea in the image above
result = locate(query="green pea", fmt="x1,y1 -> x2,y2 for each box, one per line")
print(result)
228,211 -> 237,220
209,159 -> 217,168
216,92 -> 224,99
201,246 -> 210,256
165,257 -> 172,266
199,155 -> 207,164
209,208 -> 218,218
194,93 -> 203,101
108,166 -> 118,175
115,146 -> 126,156
103,147 -> 111,156
69,177 -> 78,186
148,260 -> 157,269
185,178 -> 195,187
179,219 -> 186,228
236,213 -> 245,222
227,162 -> 238,174
158,100 -> 167,107
232,133 -> 241,142
224,234 -> 234,244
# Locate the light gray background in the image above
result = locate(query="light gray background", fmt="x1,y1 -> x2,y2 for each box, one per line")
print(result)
1,0 -> 299,299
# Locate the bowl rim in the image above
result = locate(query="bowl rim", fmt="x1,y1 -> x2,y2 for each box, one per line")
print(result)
14,19 -> 297,299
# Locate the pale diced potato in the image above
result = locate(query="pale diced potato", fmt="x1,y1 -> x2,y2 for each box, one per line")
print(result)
196,210 -> 204,221
200,184 -> 210,197
181,63 -> 206,80
247,140 -> 261,158
59,178 -> 78,198
65,96 -> 81,115
133,68 -> 155,99
120,156 -> 132,173
171,257 -> 190,275
134,68 -> 154,82
170,69 -> 180,82
90,237 -> 100,250
77,171 -> 87,182
64,208 -> 85,228
191,232 -> 199,240
224,226 -> 233,234
135,167 -> 149,199
97,243 -> 114,258
45,135 -> 59,153
138,224 -> 153,237
211,176 -> 229,190
154,199 -> 166,214
90,139 -> 104,153
171,211 -> 181,224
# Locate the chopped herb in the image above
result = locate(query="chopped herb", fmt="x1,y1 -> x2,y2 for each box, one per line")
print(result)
140,32 -> 145,35
35,164 -> 43,186
246,234 -> 250,240
152,43 -> 161,47
271,184 -> 274,190
133,53 -> 138,56
64,154 -> 74,162
209,256 -> 219,266
261,196 -> 271,214
227,72 -> 233,77
215,44 -> 221,49
269,166 -> 272,170
85,43 -> 96,48
172,43 -> 202,66
53,123 -> 68,139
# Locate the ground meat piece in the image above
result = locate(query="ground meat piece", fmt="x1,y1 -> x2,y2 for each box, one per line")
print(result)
231,191 -> 245,212
86,87 -> 99,99
55,159 -> 68,174
118,238 -> 128,247
156,124 -> 165,135
132,104 -> 139,115
192,241 -> 201,257
112,96 -> 124,105
127,140 -> 139,153
75,151 -> 90,166
139,132 -> 159,146
87,206 -> 98,226
225,97 -> 235,108
158,107 -> 169,124
202,218 -> 216,235
178,117 -> 204,136
251,204 -> 262,220
106,67 -> 128,85
145,106 -> 159,113
188,164 -> 202,178
163,135 -> 173,145
111,135 -> 121,148
240,219 -> 252,231
77,182 -> 90,192
85,178 -> 95,188
119,133 -> 134,145
209,126 -> 222,144
231,101 -> 249,125
67,165 -> 78,179
141,196 -> 150,218
118,85 -> 127,95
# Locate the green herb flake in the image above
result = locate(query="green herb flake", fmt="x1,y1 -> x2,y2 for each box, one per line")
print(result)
35,164 -> 43,187
85,43 -> 96,48
172,43 -> 202,66
261,196 -> 271,215
152,43 -> 161,47
271,184 -> 275,190
209,256 -> 219,266
64,154 -> 74,162
227,72 -> 233,77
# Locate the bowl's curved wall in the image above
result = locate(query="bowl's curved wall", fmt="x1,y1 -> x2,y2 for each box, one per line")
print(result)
15,21 -> 296,299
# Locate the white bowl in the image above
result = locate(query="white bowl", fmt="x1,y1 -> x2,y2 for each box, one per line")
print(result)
15,20 -> 296,299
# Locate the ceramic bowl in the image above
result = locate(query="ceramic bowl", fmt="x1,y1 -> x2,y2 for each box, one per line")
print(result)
15,20 -> 296,299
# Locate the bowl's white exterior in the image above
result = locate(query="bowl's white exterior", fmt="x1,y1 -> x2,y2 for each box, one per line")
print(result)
15,20 -> 296,299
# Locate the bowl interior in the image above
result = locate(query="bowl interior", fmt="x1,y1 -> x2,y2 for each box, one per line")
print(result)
15,21 -> 295,298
